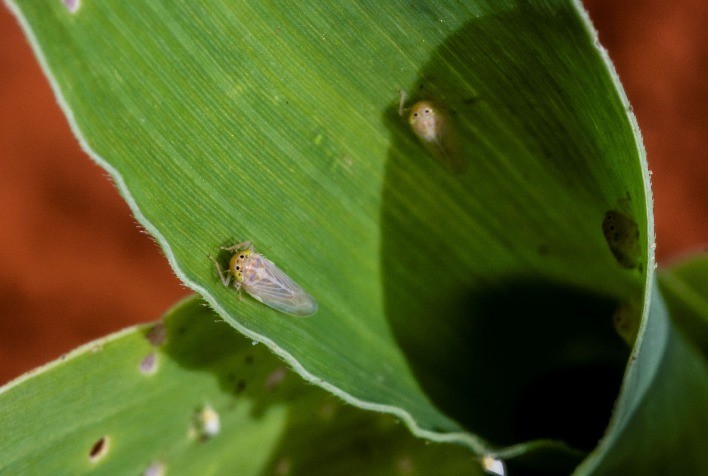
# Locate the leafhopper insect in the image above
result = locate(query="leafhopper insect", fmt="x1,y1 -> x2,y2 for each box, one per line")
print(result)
210,241 -> 318,317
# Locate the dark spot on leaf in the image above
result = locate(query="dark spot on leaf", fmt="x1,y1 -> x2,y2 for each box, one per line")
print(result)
602,210 -> 641,268
89,436 -> 108,462
146,323 -> 167,346
612,301 -> 641,345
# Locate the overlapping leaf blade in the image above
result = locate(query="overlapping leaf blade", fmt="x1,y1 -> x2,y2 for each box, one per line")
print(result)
8,0 -> 663,466
0,297 -> 483,474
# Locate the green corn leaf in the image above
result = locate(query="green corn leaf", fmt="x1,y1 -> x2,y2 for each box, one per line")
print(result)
13,0 -> 704,471
658,253 -> 708,356
0,297 -> 484,475
575,280 -> 708,474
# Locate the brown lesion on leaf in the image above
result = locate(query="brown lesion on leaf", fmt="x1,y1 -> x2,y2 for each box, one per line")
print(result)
146,322 -> 167,347
88,436 -> 109,462
613,299 -> 642,346
602,210 -> 641,269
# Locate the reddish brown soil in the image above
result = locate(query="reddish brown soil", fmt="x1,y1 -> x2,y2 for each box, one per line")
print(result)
0,1 -> 706,384
0,8 -> 190,384
585,0 -> 708,262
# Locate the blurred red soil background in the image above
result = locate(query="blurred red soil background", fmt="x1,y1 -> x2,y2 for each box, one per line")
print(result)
0,1 -> 706,385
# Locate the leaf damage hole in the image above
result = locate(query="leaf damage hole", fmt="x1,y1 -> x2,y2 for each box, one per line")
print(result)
62,0 -> 80,13
88,436 -> 109,462
139,352 -> 158,375
144,461 -> 166,476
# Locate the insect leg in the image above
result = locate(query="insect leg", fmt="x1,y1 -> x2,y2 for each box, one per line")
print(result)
208,254 -> 232,287
398,89 -> 408,117
220,241 -> 254,253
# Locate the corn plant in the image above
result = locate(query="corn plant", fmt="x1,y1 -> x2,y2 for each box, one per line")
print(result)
1,1 -> 706,474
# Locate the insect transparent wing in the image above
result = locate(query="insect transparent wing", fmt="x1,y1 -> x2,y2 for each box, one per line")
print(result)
243,256 -> 318,317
